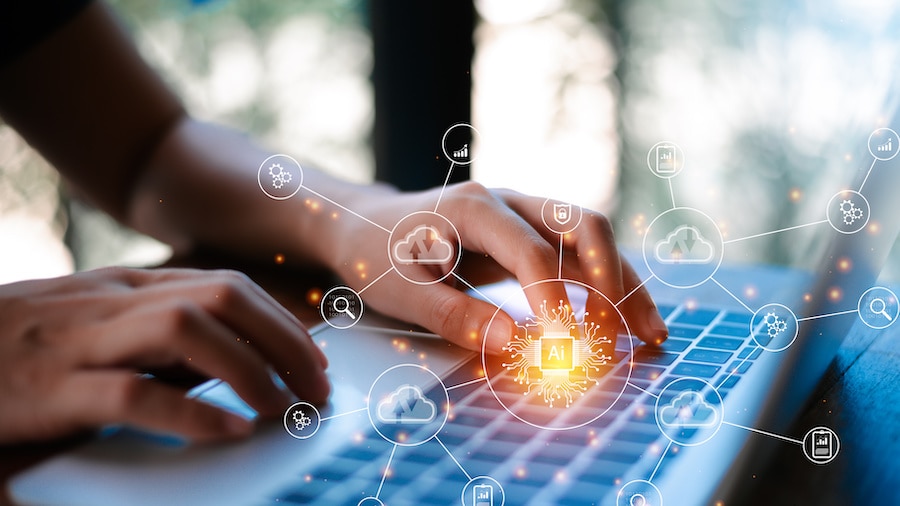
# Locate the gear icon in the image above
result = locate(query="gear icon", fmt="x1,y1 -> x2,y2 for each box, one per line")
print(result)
292,409 -> 312,431
764,311 -> 787,338
268,163 -> 293,190
838,199 -> 864,226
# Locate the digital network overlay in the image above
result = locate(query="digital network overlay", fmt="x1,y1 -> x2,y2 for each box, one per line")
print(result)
259,124 -> 899,505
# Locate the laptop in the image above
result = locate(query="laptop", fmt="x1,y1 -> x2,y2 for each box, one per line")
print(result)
9,122 -> 900,505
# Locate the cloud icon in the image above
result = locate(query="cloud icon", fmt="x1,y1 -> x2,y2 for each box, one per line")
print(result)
392,225 -> 454,265
376,385 -> 437,424
659,391 -> 719,428
654,225 -> 714,264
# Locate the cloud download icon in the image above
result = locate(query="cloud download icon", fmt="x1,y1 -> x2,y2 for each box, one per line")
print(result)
376,385 -> 437,424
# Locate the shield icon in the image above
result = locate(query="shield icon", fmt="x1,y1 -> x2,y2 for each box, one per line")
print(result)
553,203 -> 571,225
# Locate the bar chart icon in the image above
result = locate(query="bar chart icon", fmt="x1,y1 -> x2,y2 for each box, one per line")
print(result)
474,484 -> 493,506
452,143 -> 469,160
656,144 -> 677,174
868,127 -> 899,161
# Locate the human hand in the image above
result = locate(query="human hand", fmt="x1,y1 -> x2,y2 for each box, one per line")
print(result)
320,181 -> 667,352
0,267 -> 328,444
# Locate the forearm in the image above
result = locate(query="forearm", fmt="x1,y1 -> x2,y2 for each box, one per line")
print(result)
129,116 -> 398,269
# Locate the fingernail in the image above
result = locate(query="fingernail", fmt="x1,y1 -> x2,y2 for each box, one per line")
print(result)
224,414 -> 253,437
486,317 -> 515,354
314,369 -> 331,403
316,344 -> 329,369
647,308 -> 668,344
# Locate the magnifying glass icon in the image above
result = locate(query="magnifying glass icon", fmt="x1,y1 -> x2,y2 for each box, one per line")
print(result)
869,297 -> 893,321
333,296 -> 356,319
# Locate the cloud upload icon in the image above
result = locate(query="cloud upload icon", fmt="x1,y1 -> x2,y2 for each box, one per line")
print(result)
654,225 -> 714,264
376,385 -> 437,424
392,225 -> 454,265
659,391 -> 719,428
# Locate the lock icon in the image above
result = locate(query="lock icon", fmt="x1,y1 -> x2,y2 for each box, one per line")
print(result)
553,203 -> 571,225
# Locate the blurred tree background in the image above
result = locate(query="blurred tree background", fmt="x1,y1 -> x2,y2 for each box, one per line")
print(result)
0,0 -> 897,284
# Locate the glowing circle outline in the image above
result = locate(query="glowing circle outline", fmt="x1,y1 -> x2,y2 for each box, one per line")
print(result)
480,278 -> 634,431
366,363 -> 450,447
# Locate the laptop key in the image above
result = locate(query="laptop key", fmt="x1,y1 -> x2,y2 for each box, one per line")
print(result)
725,359 -> 752,374
707,323 -> 749,337
672,362 -> 720,378
616,363 -> 666,381
656,304 -> 677,319
656,338 -> 691,353
720,311 -> 752,325
697,336 -> 744,351
672,308 -> 719,326
737,346 -> 764,360
633,347 -> 679,366
667,325 -> 704,339
684,349 -> 733,364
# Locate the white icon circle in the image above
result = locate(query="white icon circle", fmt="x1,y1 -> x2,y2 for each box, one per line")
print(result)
367,364 -> 449,447
802,426 -> 840,465
461,476 -> 505,506
357,498 -> 385,506
442,123 -> 481,165
388,211 -> 462,285
857,286 -> 898,329
750,303 -> 799,352
320,286 -> 364,329
481,278 -> 633,431
654,377 -> 724,446
642,207 -> 724,289
646,141 -> 685,179
540,198 -> 583,235
868,127 -> 899,161
283,401 -> 321,440
258,154 -> 303,200
617,480 -> 663,506
826,190 -> 870,234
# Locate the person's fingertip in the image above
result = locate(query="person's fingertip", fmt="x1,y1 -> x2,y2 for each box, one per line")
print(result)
310,369 -> 331,405
485,314 -> 515,355
646,308 -> 668,345
315,343 -> 329,369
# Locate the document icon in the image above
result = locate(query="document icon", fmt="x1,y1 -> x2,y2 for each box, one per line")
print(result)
656,144 -> 677,174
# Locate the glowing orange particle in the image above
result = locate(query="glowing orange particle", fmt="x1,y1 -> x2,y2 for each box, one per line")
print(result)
275,253 -> 285,264
837,258 -> 852,272
828,287 -> 842,302
744,286 -> 757,299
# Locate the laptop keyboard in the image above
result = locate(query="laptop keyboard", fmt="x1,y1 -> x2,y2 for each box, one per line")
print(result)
270,303 -> 758,505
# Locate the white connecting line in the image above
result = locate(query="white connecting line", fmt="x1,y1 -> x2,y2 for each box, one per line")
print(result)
433,161 -> 456,213
710,277 -> 754,313
723,219 -> 829,245
302,186 -> 391,234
